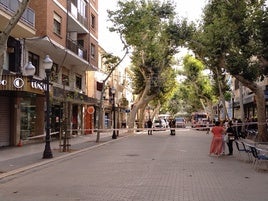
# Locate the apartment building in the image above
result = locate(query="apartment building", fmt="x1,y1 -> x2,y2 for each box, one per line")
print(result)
0,0 -> 99,146
95,45 -> 132,131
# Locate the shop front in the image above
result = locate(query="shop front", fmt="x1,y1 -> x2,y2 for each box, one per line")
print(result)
53,86 -> 98,136
0,74 -> 46,146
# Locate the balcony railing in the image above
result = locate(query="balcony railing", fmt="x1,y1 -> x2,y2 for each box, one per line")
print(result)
66,37 -> 88,61
0,0 -> 35,27
67,1 -> 88,29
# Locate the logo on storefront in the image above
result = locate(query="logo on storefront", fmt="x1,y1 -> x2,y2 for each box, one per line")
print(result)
13,78 -> 24,88
30,81 -> 47,91
87,106 -> 95,114
0,80 -> 7,86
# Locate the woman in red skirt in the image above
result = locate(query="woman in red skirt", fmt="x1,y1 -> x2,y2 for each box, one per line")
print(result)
209,121 -> 225,156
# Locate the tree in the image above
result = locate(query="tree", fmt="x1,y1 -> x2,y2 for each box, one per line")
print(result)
96,51 -> 128,142
189,0 -> 268,141
0,0 -> 30,79
178,55 -> 215,117
108,0 -> 192,130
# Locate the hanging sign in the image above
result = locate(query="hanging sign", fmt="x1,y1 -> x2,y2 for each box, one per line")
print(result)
87,106 -> 95,114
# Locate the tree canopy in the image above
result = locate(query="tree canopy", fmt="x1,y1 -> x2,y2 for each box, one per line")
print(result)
188,0 -> 268,141
108,0 -> 193,128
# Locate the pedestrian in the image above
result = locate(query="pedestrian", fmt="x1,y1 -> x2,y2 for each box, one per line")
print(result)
169,118 -> 176,135
225,121 -> 236,156
221,120 -> 227,155
147,119 -> 153,135
209,121 -> 225,156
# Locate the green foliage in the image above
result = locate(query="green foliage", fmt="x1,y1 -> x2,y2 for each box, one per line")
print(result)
168,55 -> 215,114
108,0 -> 192,107
260,7 -> 268,60
101,53 -> 120,73
195,0 -> 268,81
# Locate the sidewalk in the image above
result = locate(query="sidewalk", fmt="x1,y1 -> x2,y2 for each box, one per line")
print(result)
0,131 -> 131,179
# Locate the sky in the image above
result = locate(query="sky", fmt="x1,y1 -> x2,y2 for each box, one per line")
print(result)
98,0 -> 208,62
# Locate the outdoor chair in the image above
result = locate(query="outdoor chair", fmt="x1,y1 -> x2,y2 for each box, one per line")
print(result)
241,141 -> 253,162
234,140 -> 246,160
249,146 -> 268,171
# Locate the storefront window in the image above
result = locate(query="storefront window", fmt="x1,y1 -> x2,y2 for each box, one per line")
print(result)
20,98 -> 36,139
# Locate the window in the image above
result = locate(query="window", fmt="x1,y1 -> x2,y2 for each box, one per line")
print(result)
91,14 -> 95,29
62,68 -> 69,86
7,37 -> 21,72
97,81 -> 103,91
28,52 -> 39,75
90,43 -> 95,58
53,12 -> 62,36
75,74 -> 82,90
77,0 -> 86,18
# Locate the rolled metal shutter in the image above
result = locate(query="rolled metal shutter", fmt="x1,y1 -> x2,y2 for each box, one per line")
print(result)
0,97 -> 10,146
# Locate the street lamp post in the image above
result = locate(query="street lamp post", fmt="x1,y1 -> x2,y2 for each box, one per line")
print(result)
25,55 -> 53,159
43,55 -> 53,158
231,91 -> 235,120
111,87 -> 117,139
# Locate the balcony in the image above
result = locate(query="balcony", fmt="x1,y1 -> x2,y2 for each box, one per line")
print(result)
66,37 -> 88,61
67,1 -> 88,34
0,0 -> 35,38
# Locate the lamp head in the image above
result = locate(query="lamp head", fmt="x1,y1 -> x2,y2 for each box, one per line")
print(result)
24,62 -> 36,76
43,55 -> 53,71
111,87 -> 116,95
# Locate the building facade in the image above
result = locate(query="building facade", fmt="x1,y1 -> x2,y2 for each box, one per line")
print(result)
0,0 -> 99,146
96,46 -> 131,132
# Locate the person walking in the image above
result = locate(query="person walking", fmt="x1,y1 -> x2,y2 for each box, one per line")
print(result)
225,121 -> 236,155
147,119 -> 153,135
209,121 -> 225,156
169,118 -> 176,135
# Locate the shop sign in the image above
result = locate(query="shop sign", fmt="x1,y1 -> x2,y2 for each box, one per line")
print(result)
0,75 -> 45,94
13,78 -> 24,88
87,106 -> 95,114
0,77 -> 25,89
30,81 -> 47,91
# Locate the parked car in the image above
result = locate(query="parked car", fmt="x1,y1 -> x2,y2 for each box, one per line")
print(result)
175,117 -> 186,128
153,118 -> 167,130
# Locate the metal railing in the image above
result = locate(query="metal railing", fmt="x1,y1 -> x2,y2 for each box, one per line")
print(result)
0,0 -> 35,27
67,0 -> 88,29
66,37 -> 88,61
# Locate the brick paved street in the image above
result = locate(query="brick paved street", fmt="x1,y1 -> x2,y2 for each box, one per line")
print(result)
0,129 -> 268,201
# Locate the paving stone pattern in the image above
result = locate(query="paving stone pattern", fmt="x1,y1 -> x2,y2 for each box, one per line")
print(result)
0,129 -> 267,201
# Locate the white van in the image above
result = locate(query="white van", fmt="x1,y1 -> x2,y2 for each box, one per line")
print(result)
153,118 -> 167,129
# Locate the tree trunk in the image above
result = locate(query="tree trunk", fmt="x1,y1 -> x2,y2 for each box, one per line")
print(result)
127,82 -> 155,132
138,104 -> 146,129
239,81 -> 246,132
235,75 -> 268,142
255,87 -> 268,142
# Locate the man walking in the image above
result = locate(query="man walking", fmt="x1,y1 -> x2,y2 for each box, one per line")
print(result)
147,119 -> 153,135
